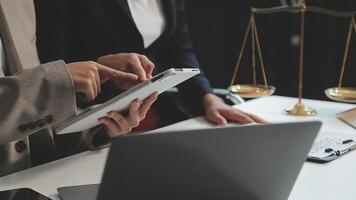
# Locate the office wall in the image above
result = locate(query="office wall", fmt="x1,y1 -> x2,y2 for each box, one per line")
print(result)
185,0 -> 356,100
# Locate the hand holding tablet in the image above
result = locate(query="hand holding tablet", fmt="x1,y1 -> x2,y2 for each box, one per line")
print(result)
98,92 -> 158,138
55,68 -> 200,135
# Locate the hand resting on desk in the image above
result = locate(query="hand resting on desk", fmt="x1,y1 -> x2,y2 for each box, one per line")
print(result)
203,93 -> 267,126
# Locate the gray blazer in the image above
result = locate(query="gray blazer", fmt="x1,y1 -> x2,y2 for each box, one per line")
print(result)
0,0 -> 107,177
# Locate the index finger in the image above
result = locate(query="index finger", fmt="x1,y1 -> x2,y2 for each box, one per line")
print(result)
96,63 -> 138,82
137,55 -> 155,79
127,55 -> 147,81
112,70 -> 139,82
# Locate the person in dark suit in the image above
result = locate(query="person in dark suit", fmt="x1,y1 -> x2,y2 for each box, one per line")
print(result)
36,0 -> 266,129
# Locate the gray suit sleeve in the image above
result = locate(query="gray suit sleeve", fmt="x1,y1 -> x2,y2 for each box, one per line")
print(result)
53,124 -> 111,155
0,60 -> 76,145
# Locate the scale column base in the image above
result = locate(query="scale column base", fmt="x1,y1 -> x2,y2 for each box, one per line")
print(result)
284,102 -> 317,116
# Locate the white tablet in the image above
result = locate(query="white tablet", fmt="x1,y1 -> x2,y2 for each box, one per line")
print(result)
55,68 -> 200,135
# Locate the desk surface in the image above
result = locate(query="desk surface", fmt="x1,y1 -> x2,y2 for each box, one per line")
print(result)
1,96 -> 356,200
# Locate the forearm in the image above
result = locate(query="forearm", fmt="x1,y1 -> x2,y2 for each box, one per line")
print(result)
0,60 -> 76,145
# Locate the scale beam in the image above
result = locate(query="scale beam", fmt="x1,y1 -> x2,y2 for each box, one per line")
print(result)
251,6 -> 355,18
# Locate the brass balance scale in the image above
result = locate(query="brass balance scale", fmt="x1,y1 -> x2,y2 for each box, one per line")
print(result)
228,1 -> 356,116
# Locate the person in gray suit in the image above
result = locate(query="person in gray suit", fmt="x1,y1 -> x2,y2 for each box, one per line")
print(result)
0,0 -> 157,176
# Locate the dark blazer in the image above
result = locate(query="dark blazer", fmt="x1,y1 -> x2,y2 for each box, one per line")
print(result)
36,0 -> 213,125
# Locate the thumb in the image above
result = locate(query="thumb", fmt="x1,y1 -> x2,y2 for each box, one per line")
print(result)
96,63 -> 138,82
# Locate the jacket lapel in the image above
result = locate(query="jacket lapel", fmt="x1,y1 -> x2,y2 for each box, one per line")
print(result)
145,0 -> 176,49
116,0 -> 176,28
106,0 -> 177,49
116,0 -> 134,21
114,0 -> 144,47
161,0 -> 176,37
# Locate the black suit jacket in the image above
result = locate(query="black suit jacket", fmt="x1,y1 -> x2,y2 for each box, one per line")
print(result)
36,0 -> 213,124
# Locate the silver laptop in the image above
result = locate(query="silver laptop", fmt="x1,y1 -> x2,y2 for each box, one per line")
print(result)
58,121 -> 321,200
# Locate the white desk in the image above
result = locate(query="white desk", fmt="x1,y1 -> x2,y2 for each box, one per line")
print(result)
1,96 -> 356,200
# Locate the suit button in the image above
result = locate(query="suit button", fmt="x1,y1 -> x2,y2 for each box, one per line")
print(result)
37,119 -> 45,127
28,121 -> 37,130
18,124 -> 27,132
15,141 -> 27,153
45,115 -> 53,123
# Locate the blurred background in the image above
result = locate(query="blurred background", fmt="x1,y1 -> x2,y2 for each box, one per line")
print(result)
185,0 -> 356,100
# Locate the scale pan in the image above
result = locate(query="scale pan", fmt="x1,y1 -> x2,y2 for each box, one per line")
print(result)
228,84 -> 275,98
325,87 -> 356,103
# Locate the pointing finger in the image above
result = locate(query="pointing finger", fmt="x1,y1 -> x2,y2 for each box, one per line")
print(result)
96,63 -> 138,82
128,55 -> 147,81
112,70 -> 139,82
137,55 -> 155,79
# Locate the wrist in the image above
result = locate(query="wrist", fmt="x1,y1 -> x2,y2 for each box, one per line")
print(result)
203,93 -> 224,108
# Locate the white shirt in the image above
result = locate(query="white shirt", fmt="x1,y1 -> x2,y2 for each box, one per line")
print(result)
127,0 -> 166,48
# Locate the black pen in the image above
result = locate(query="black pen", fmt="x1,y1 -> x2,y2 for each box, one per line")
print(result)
342,139 -> 354,144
